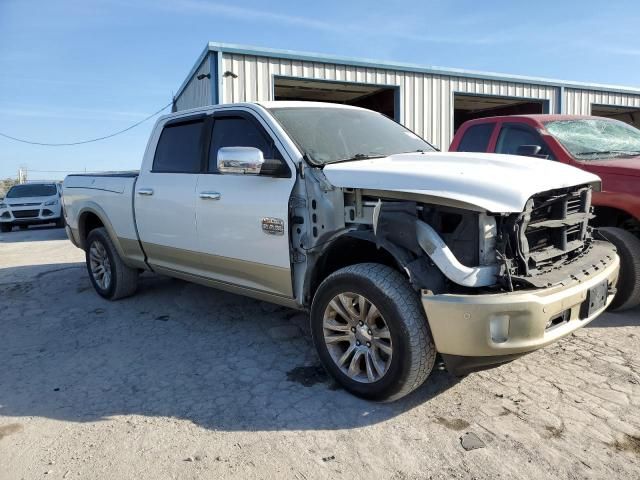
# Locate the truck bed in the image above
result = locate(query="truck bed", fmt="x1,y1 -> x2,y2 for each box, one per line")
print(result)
66,171 -> 139,178
62,172 -> 143,264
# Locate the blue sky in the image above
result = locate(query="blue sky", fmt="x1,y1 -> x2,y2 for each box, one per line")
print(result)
1,0 -> 640,180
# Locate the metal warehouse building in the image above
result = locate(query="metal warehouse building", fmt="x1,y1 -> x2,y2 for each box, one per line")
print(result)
174,42 -> 640,149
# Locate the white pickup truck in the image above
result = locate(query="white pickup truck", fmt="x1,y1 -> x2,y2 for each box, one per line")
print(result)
63,101 -> 619,401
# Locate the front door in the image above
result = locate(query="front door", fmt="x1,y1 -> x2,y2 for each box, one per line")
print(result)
195,110 -> 296,298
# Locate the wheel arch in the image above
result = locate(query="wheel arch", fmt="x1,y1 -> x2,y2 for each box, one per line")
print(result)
593,204 -> 640,236
77,204 -> 127,261
304,231 -> 407,305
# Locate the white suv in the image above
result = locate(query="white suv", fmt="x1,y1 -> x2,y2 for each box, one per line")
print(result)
0,182 -> 64,232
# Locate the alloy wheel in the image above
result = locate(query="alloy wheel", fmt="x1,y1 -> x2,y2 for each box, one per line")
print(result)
322,292 -> 393,383
89,241 -> 112,290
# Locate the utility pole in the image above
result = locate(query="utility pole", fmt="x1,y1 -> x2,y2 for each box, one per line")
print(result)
18,167 -> 27,184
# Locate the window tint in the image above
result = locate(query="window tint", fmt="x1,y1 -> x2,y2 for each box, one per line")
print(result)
496,124 -> 550,157
208,116 -> 282,172
6,184 -> 57,198
457,123 -> 495,152
153,119 -> 204,173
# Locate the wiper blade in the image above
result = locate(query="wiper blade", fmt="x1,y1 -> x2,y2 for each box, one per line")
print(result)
575,150 -> 640,157
332,153 -> 385,163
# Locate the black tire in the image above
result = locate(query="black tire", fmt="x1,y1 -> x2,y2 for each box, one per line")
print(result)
19,225 -> 28,230
599,227 -> 640,311
86,227 -> 139,300
0,223 -> 12,233
310,263 -> 436,401
55,216 -> 65,228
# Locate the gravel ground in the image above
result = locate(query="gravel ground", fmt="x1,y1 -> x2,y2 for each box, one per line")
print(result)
1,226 -> 639,480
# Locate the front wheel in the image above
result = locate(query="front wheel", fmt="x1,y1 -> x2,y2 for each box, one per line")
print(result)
86,227 -> 139,300
599,227 -> 640,311
0,223 -> 12,233
311,263 -> 436,401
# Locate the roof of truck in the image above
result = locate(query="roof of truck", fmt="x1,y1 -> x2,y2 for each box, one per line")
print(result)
159,101 -> 368,122
468,114 -> 600,124
258,101 -> 362,110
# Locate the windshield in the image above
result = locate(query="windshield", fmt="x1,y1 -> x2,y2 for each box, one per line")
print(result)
269,107 -> 435,165
6,184 -> 57,198
544,118 -> 640,160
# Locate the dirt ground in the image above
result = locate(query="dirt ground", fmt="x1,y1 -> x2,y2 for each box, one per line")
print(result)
0,226 -> 639,480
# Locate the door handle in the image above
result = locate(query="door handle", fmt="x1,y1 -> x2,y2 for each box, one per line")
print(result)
138,188 -> 154,196
199,191 -> 221,200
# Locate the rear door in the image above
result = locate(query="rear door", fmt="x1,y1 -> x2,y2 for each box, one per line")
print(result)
195,109 -> 296,297
135,116 -> 204,272
453,122 -> 496,152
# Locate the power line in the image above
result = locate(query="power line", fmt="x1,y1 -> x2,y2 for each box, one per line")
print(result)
0,100 -> 173,146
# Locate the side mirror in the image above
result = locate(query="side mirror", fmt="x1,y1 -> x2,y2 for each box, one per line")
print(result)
217,147 -> 264,175
516,145 -> 543,157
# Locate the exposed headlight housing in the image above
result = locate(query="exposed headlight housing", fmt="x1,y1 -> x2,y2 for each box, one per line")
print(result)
44,199 -> 58,206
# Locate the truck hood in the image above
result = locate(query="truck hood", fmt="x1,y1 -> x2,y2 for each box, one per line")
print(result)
578,156 -> 640,178
322,152 -> 601,213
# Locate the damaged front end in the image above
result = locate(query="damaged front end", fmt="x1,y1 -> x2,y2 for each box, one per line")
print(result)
363,183 -> 613,297
495,185 -> 604,290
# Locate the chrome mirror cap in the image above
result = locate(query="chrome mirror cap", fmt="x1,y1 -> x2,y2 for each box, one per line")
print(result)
217,147 -> 264,175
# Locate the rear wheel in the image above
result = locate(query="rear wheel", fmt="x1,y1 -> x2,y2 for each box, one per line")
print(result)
0,223 -> 12,233
86,227 -> 139,300
311,263 -> 436,401
599,227 -> 640,311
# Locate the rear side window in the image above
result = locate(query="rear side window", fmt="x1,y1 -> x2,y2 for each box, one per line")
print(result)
153,119 -> 204,173
457,123 -> 495,152
208,116 -> 282,172
496,124 -> 551,157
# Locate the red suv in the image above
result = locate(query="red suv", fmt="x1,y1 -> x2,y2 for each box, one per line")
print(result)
450,115 -> 640,311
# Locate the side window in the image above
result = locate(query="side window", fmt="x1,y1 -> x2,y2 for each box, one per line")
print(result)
495,124 -> 552,158
152,119 -> 204,173
457,123 -> 495,152
208,116 -> 286,175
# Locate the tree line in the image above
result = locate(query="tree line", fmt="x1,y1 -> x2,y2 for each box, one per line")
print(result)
0,178 -> 19,198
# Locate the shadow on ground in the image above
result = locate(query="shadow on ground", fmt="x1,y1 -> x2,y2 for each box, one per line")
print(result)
588,307 -> 640,328
0,224 -> 66,243
0,262 -> 459,432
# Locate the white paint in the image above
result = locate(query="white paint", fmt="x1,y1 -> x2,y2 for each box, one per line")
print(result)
62,175 -> 139,242
135,173 -> 200,256
323,151 -> 600,213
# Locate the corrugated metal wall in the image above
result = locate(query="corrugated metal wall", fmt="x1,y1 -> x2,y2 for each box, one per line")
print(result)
175,58 -> 211,111
175,51 -> 640,149
564,88 -> 640,115
220,53 -> 558,149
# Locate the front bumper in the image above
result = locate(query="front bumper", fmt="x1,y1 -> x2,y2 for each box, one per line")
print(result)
0,208 -> 61,224
422,242 -> 619,372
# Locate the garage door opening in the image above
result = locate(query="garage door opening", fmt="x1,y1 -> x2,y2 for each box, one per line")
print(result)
274,77 -> 398,120
591,104 -> 640,129
454,93 -> 547,132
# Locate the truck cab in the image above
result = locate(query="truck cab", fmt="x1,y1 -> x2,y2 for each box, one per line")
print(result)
450,115 -> 640,311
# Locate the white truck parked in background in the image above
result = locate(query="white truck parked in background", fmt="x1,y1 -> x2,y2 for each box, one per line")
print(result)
0,182 -> 64,232
62,102 -> 619,401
